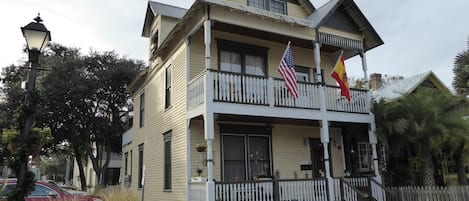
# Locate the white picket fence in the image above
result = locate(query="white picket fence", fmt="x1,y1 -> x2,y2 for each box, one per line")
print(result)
389,185 -> 469,201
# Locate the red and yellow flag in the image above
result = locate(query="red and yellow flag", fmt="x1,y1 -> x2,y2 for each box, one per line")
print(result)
330,52 -> 351,101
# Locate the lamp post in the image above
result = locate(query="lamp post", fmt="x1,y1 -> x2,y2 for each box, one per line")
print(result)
17,13 -> 51,199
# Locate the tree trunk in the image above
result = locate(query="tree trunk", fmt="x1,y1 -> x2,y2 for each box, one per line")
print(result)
422,153 -> 436,186
453,143 -> 467,185
86,146 -> 101,189
99,146 -> 112,188
74,147 -> 87,191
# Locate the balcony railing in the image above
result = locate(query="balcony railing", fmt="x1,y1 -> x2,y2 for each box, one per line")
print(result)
188,70 -> 369,113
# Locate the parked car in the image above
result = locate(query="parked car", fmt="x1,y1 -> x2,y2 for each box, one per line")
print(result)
45,180 -> 89,196
0,179 -> 103,201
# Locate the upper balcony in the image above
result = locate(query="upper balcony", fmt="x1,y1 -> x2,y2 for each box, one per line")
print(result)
188,69 -> 370,123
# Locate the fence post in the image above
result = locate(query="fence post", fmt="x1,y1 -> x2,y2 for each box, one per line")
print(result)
273,178 -> 280,201
340,179 -> 345,201
367,177 -> 372,199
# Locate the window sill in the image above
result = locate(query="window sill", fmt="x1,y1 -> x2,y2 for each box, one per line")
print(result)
163,189 -> 172,192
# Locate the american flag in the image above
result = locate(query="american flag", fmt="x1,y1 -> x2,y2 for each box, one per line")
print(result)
277,42 -> 298,99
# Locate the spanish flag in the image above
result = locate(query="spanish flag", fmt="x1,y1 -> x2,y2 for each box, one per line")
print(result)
331,52 -> 351,101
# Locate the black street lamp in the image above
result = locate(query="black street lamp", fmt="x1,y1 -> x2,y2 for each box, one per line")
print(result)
16,13 -> 51,199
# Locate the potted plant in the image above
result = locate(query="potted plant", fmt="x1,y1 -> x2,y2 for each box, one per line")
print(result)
191,166 -> 206,182
195,144 -> 206,152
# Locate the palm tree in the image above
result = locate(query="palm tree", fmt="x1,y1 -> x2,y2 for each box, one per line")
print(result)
452,37 -> 469,185
374,88 -> 469,186
453,38 -> 469,96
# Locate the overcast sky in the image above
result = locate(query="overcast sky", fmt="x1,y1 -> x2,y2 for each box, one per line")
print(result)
1,0 -> 468,89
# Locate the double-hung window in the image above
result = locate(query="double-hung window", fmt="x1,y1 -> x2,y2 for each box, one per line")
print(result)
248,0 -> 287,14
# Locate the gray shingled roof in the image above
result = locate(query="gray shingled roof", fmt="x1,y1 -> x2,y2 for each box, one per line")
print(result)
372,71 -> 449,101
142,1 -> 187,37
148,1 -> 187,19
306,0 -> 338,28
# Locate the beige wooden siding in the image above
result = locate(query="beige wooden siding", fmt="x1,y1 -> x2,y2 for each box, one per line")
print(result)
189,120 -> 223,181
287,3 -> 308,19
211,7 -> 315,41
132,43 -> 187,201
189,30 -> 206,80
190,123 -> 345,181
272,125 -> 344,179
272,125 -> 320,179
160,16 -> 180,46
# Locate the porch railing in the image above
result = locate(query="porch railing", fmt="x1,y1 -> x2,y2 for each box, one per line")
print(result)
215,178 -> 328,201
188,70 -> 370,113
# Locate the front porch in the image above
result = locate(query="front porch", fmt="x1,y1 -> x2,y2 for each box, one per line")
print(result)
190,177 -> 388,201
188,118 -> 384,201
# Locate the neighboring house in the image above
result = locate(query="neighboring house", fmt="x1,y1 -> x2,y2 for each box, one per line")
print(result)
124,0 -> 386,200
71,146 -> 122,191
370,71 -> 463,185
370,71 -> 451,101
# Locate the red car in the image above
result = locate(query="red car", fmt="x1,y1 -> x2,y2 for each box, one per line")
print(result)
0,179 -> 103,201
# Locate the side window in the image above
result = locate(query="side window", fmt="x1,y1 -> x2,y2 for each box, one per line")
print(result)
1,185 -> 16,196
295,66 -> 310,82
138,144 -> 144,189
124,152 -> 129,175
164,131 -> 172,191
151,31 -> 159,55
139,92 -> 145,127
165,65 -> 172,109
30,185 -> 55,196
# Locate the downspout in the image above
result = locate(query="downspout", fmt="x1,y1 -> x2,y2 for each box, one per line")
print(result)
313,30 -> 333,201
203,5 -> 216,201
185,36 -> 192,201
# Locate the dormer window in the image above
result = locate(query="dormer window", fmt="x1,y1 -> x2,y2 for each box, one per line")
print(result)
248,0 -> 287,14
150,30 -> 159,55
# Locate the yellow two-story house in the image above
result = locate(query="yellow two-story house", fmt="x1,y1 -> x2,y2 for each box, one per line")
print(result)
123,0 -> 385,200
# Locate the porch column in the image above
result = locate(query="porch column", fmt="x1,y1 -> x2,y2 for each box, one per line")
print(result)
204,17 -> 215,201
360,51 -> 371,102
369,121 -> 382,183
361,50 -> 382,183
314,40 -> 334,201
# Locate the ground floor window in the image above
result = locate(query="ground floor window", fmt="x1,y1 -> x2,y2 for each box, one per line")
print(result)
221,125 -> 272,181
138,144 -> 144,189
106,168 -> 120,185
358,142 -> 372,172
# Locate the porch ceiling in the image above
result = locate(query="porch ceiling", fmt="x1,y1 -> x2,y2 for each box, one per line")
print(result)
213,22 -> 341,53
215,114 -> 320,127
